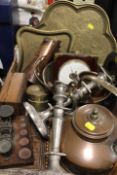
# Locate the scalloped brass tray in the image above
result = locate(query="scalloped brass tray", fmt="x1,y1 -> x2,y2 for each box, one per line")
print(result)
38,0 -> 117,65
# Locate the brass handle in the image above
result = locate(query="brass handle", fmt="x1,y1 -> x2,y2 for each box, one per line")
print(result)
82,74 -> 117,97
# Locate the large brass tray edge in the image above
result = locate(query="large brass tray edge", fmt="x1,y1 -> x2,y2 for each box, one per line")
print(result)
16,26 -> 74,71
38,0 -> 117,65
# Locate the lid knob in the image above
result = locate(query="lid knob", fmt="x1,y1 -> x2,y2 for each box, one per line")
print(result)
90,108 -> 99,121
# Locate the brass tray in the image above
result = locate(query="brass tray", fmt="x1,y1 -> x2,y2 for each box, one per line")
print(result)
38,0 -> 117,65
16,27 -> 73,71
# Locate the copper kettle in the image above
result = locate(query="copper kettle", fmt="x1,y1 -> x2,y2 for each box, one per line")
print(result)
61,104 -> 117,173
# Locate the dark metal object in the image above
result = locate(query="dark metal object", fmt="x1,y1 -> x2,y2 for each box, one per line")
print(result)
24,38 -> 61,84
0,104 -> 14,118
61,104 -> 117,172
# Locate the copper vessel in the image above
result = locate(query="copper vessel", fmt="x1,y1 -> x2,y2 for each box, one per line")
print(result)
24,38 -> 61,84
61,104 -> 117,173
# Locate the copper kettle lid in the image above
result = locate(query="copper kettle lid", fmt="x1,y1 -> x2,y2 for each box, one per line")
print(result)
72,104 -> 114,139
